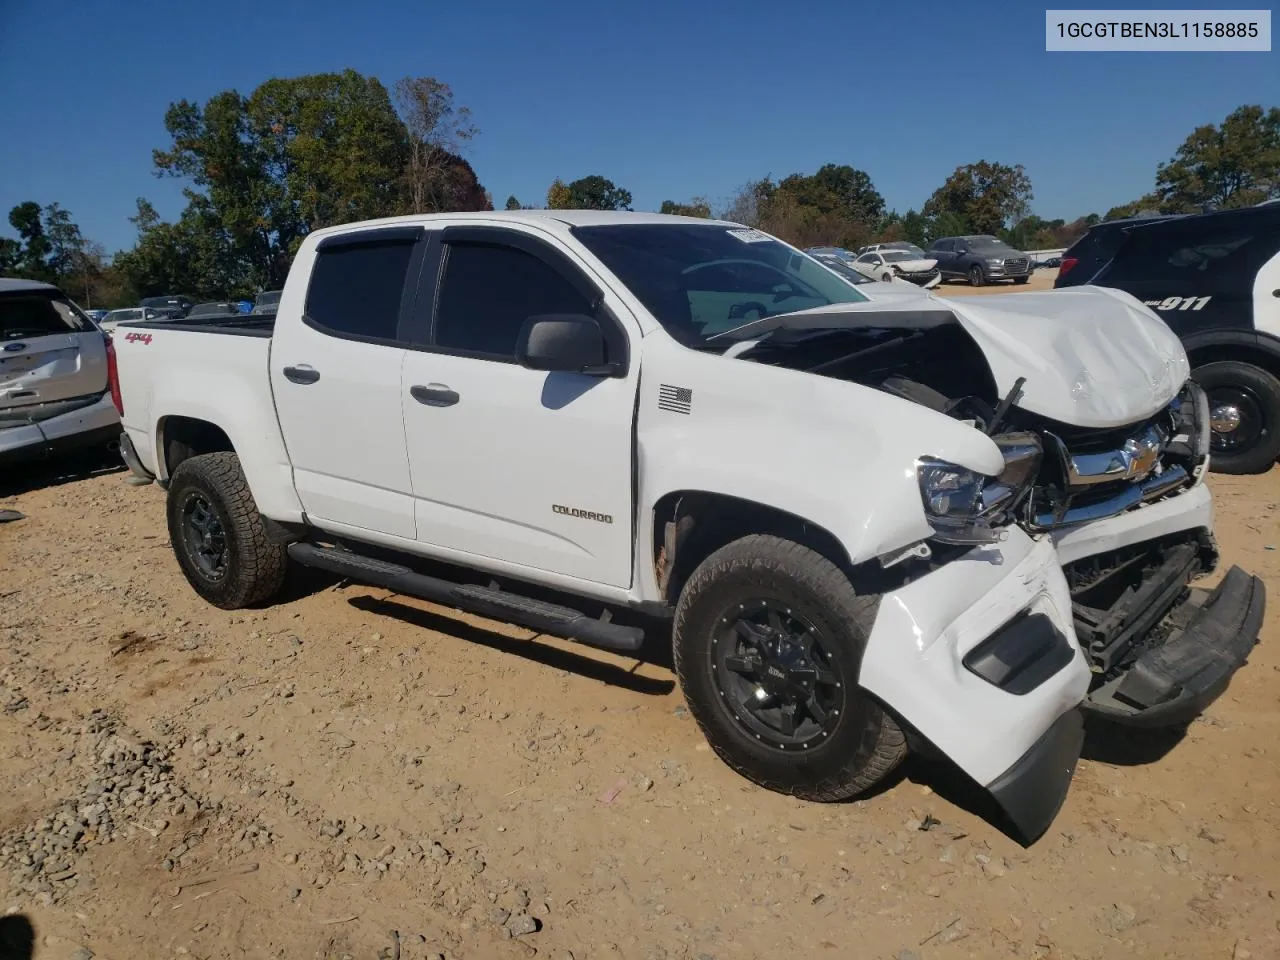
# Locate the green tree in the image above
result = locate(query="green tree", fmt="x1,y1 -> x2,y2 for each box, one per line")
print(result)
565,175 -> 632,210
659,197 -> 711,217
899,209 -> 928,247
1155,105 -> 1280,210
42,203 -> 86,283
773,164 -> 885,226
7,201 -> 53,281
546,178 -> 572,209
924,161 -> 1033,236
0,237 -> 20,274
504,195 -> 522,210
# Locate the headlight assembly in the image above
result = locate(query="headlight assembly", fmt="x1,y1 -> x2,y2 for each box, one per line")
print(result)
916,434 -> 1042,545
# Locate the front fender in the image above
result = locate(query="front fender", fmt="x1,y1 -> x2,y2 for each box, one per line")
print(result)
634,341 -> 1005,596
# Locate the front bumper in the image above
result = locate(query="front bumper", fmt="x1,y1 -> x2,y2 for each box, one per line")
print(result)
859,530 -> 1090,843
0,394 -> 120,467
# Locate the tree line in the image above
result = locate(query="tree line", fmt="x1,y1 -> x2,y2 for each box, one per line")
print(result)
3,86 -> 1276,309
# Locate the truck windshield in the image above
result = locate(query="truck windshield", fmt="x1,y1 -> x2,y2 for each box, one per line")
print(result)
573,224 -> 870,346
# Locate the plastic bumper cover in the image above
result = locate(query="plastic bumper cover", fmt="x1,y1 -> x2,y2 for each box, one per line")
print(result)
0,394 -> 120,466
1084,565 -> 1265,727
860,530 -> 1090,842
118,430 -> 155,482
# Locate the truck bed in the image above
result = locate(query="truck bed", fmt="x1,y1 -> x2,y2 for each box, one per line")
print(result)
121,313 -> 275,337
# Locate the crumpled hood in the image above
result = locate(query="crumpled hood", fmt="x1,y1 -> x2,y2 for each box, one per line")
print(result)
938,286 -> 1190,427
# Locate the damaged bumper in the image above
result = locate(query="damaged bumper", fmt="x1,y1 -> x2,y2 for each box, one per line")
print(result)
0,393 -> 120,467
859,531 -> 1090,844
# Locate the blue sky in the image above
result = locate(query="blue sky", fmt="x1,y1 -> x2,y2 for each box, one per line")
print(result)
0,0 -> 1276,252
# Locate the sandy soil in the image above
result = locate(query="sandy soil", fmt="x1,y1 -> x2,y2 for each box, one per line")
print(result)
1,309 -> 1277,959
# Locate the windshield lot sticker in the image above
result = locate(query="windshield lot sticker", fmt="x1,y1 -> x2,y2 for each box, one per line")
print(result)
726,228 -> 772,243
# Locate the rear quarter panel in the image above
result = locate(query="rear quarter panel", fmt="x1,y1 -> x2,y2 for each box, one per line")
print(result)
114,327 -> 304,522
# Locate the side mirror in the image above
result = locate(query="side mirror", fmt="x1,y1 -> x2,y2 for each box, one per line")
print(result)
516,314 -> 616,376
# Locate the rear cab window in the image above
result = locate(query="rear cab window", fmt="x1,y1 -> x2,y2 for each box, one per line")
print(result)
303,229 -> 422,343
1,289 -> 93,340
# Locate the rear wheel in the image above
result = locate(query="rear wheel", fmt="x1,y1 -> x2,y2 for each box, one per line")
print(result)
1193,360 -> 1280,475
672,535 -> 907,801
968,264 -> 986,286
166,452 -> 288,608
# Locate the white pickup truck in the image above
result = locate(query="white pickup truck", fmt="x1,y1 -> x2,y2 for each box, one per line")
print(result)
110,211 -> 1265,843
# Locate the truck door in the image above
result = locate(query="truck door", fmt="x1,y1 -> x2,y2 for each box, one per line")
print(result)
400,224 -> 639,588
270,226 -> 427,540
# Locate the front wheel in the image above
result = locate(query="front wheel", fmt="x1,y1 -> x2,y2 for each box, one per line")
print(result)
968,264 -> 986,286
672,534 -> 907,801
166,452 -> 288,609
1014,275 -> 1030,285
1194,360 -> 1280,474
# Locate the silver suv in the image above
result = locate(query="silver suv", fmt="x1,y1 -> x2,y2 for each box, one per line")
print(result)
0,278 -> 121,467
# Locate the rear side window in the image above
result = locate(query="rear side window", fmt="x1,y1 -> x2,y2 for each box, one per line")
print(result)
1103,221 -> 1263,292
305,239 -> 417,341
1,293 -> 92,340
433,242 -> 593,358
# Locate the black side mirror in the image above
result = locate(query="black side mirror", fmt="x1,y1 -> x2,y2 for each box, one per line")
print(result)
516,314 -> 617,376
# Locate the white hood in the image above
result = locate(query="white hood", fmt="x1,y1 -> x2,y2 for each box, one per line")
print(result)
889,257 -> 938,272
716,284 -> 1191,429
938,286 -> 1190,427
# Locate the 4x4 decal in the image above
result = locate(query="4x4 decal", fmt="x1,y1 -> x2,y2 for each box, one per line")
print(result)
1143,296 -> 1212,312
124,331 -> 153,344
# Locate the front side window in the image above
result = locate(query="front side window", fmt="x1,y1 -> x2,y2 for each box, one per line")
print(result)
433,242 -> 594,358
573,224 -> 869,345
305,237 -> 417,341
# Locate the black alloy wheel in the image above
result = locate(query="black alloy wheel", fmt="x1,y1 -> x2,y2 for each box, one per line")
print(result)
712,599 -> 846,750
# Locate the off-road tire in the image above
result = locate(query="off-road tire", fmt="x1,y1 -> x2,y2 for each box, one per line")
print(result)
672,534 -> 907,801
1194,360 -> 1280,475
166,452 -> 288,609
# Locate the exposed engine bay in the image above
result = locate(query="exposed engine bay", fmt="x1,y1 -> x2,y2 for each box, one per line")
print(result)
732,314 -> 1211,538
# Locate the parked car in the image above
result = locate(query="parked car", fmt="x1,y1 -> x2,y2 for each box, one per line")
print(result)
1060,203 -> 1280,474
100,307 -> 167,331
850,249 -> 941,287
929,235 -> 1032,285
140,294 -> 195,319
82,308 -> 109,324
111,211 -> 1264,843
0,278 -> 120,466
251,290 -> 282,315
808,252 -> 874,285
188,301 -> 243,319
1055,215 -> 1184,288
857,241 -> 930,259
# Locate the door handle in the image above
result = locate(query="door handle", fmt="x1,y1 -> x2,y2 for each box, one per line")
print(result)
283,365 -> 320,385
410,383 -> 460,407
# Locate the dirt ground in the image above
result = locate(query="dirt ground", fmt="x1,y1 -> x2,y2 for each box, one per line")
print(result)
2,272 -> 1278,960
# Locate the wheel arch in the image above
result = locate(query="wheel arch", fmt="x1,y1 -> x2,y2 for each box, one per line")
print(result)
157,415 -> 235,479
1184,329 -> 1280,382
651,490 -> 870,606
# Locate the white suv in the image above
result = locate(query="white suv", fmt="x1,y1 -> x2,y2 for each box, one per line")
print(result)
0,278 -> 121,467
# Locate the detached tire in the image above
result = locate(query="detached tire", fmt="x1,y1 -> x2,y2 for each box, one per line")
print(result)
166,452 -> 288,609
672,534 -> 907,801
1194,360 -> 1280,475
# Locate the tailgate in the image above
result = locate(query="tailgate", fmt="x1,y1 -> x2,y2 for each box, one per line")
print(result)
1,291 -> 108,413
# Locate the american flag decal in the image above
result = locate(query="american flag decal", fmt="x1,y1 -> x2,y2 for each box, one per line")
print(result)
658,384 -> 693,415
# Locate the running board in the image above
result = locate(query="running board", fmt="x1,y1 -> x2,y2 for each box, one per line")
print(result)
287,542 -> 645,653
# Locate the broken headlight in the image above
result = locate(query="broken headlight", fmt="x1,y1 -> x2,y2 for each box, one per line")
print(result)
916,434 -> 1042,545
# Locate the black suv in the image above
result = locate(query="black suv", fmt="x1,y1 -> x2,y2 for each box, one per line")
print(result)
1061,204 -> 1280,474
928,235 -> 1031,286
1055,214 -> 1183,287
140,294 -> 195,319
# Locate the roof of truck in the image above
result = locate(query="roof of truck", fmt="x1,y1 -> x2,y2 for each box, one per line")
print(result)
307,209 -> 741,240
0,278 -> 60,293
